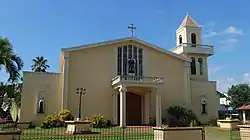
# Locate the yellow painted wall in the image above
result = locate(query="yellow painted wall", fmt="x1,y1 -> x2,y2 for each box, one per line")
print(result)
66,40 -> 188,121
190,80 -> 218,123
20,39 -> 218,125
20,72 -> 61,125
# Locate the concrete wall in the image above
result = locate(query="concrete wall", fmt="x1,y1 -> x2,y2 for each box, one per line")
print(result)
65,40 -> 188,121
20,72 -> 61,125
190,80 -> 218,123
20,39 -> 218,125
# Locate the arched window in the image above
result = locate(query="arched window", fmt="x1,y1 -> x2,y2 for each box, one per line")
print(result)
201,100 -> 207,115
190,57 -> 196,75
38,98 -> 45,113
179,35 -> 182,44
191,33 -> 196,47
198,58 -> 203,75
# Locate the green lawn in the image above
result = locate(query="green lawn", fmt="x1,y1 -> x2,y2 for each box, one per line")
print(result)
21,127 -> 154,140
19,126 -> 242,140
205,127 -> 240,140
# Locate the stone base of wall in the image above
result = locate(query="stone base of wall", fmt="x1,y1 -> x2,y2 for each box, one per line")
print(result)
153,126 -> 204,140
65,120 -> 91,134
17,121 -> 32,129
217,119 -> 240,130
238,125 -> 250,140
0,130 -> 22,140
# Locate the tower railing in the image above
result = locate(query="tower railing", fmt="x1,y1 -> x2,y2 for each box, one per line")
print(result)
172,43 -> 214,56
176,43 -> 213,50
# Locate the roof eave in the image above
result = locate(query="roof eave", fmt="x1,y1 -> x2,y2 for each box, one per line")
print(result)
61,37 -> 190,62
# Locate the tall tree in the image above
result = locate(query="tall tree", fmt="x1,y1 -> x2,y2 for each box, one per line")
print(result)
0,37 -> 24,82
0,81 -> 22,117
227,84 -> 250,109
31,56 -> 50,72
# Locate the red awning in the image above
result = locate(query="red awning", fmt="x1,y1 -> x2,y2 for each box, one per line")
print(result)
237,105 -> 250,110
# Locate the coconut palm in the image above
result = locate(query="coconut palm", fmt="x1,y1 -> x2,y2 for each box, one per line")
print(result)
31,56 -> 50,72
0,37 -> 23,82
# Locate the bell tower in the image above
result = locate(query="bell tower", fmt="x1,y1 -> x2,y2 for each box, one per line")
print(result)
172,14 -> 214,80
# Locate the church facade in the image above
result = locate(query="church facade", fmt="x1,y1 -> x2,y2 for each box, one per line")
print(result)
20,15 -> 219,126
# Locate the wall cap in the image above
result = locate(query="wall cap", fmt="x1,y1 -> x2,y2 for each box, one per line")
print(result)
218,119 -> 240,123
153,126 -> 203,131
65,120 -> 91,124
0,130 -> 22,135
238,125 -> 250,128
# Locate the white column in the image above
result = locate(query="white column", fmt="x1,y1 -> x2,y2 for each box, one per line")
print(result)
119,86 -> 127,127
112,90 -> 118,125
61,52 -> 69,109
243,111 -> 246,124
156,90 -> 162,126
144,91 -> 150,124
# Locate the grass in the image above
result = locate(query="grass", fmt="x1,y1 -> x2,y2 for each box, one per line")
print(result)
205,127 -> 240,140
21,126 -> 154,140
7,126 -> 241,140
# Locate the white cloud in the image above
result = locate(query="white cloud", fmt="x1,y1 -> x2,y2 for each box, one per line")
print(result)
203,25 -> 243,40
217,77 -> 237,92
224,26 -> 243,35
208,66 -> 224,74
243,73 -> 250,82
219,38 -> 238,44
217,73 -> 250,92
204,31 -> 217,38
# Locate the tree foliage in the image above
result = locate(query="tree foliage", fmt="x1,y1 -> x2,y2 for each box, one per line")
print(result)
0,82 -> 22,118
227,84 -> 250,109
31,56 -> 50,72
0,37 -> 23,82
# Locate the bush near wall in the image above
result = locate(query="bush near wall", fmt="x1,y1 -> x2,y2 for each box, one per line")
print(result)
165,105 -> 200,127
86,114 -> 111,128
41,109 -> 73,129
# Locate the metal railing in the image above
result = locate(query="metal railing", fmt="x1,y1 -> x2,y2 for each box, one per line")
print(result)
176,43 -> 213,50
112,75 -> 164,84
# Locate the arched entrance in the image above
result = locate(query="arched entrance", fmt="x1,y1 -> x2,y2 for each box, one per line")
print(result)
117,91 -> 142,125
126,91 -> 142,125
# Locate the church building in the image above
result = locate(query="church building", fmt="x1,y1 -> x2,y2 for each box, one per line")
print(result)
20,15 -> 219,126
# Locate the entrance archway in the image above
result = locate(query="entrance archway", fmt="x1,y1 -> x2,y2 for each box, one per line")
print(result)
126,91 -> 142,125
117,91 -> 142,125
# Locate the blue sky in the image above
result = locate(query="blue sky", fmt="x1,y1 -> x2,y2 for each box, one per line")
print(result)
0,0 -> 249,92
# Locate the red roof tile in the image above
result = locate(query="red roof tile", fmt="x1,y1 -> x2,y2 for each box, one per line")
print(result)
237,104 -> 250,110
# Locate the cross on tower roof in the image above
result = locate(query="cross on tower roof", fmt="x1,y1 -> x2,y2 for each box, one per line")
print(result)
128,24 -> 136,36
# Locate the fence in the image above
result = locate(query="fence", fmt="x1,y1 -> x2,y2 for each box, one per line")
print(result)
21,126 -> 155,140
0,122 -> 208,140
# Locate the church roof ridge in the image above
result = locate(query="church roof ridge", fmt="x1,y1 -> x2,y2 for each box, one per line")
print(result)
178,14 -> 200,29
61,37 -> 190,62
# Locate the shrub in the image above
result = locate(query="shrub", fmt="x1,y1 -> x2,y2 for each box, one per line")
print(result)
28,123 -> 36,129
87,114 -> 111,128
58,109 -> 73,124
41,109 -> 73,128
207,117 -> 218,126
165,105 -> 199,127
41,114 -> 62,129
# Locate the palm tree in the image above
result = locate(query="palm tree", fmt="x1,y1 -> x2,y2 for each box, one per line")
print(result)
0,37 -> 23,82
31,56 -> 50,72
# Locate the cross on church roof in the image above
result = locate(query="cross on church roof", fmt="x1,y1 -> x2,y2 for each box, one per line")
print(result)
128,24 -> 136,36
